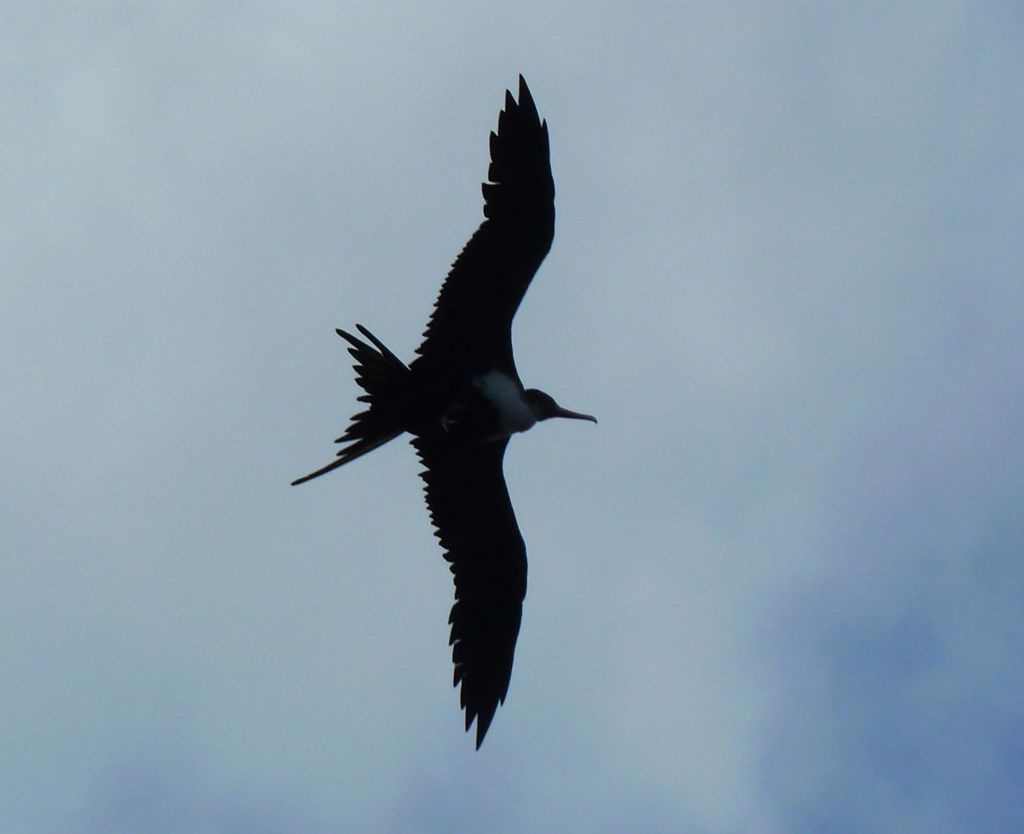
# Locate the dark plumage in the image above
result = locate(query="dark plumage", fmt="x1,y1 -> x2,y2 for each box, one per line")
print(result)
293,76 -> 595,747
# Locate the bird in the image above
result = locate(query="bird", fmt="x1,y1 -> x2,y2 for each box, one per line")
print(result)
293,76 -> 595,748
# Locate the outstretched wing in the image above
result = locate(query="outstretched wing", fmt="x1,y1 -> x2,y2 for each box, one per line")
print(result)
411,75 -> 555,382
413,436 -> 527,748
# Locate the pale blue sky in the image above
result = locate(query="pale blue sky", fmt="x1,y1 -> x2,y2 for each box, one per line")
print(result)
3,3 -> 1023,832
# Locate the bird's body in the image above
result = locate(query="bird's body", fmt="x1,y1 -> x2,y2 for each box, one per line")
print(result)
461,370 -> 540,438
294,77 -> 594,747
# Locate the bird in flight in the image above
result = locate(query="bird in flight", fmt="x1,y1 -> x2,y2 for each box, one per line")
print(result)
293,76 -> 595,747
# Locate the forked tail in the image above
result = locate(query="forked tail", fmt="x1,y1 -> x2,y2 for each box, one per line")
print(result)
292,324 -> 411,486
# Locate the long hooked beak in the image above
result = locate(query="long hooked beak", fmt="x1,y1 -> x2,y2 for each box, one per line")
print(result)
552,406 -> 598,424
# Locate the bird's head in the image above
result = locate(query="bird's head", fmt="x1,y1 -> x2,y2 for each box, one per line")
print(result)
524,389 -> 597,424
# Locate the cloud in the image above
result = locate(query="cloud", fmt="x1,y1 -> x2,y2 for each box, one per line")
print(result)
3,2 -> 1022,832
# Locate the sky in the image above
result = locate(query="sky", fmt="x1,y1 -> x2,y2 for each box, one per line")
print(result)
3,2 -> 1023,832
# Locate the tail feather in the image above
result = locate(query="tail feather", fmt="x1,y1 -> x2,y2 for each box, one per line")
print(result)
292,325 -> 411,486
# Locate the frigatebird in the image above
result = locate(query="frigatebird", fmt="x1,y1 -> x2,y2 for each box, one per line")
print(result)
293,76 -> 595,748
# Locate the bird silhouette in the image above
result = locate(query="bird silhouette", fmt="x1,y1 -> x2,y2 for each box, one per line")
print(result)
294,76 -> 595,747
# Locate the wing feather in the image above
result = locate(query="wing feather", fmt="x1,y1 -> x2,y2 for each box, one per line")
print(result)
411,76 -> 555,382
413,436 -> 527,748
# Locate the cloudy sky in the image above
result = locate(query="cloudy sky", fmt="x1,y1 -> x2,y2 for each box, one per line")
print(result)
4,3 -> 1023,832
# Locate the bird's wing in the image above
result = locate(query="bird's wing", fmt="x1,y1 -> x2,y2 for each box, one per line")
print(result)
411,75 -> 555,382
412,435 -> 527,748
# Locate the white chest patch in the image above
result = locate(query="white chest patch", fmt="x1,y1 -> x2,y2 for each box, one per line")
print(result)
473,370 -> 537,436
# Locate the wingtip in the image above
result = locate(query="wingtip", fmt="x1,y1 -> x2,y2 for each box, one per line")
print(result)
464,711 -> 487,750
516,74 -> 535,108
457,685 -> 494,749
473,706 -> 497,749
